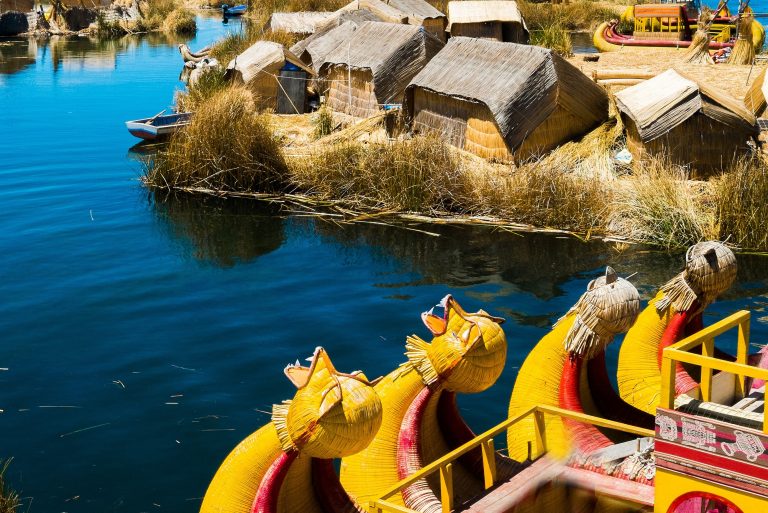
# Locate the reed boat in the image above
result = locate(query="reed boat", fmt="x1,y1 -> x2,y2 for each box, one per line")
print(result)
221,4 -> 247,17
200,247 -> 768,513
125,112 -> 191,141
594,3 -> 765,53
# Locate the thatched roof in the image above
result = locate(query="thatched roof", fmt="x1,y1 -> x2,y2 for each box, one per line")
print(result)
290,9 -> 382,66
615,69 -> 757,143
226,41 -> 315,84
744,67 -> 768,116
267,11 -> 333,34
404,37 -> 608,152
338,0 -> 443,23
320,21 -> 444,104
447,0 -> 526,31
386,0 -> 444,21
297,21 -> 360,70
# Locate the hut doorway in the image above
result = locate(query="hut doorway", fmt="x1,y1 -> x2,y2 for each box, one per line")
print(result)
276,62 -> 309,114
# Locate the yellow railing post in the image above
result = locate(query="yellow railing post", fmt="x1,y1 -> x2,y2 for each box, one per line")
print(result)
736,314 -> 750,398
700,337 -> 714,402
533,409 -> 547,458
660,353 -> 676,409
439,463 -> 453,513
481,438 -> 496,490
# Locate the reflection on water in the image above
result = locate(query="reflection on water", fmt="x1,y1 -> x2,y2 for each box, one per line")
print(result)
0,37 -> 35,73
153,194 -> 286,267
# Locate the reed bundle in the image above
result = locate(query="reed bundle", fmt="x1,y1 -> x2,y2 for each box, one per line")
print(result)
683,7 -> 715,64
728,14 -> 756,65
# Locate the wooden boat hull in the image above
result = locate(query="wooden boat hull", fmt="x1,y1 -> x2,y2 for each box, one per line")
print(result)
222,5 -> 246,17
125,113 -> 192,141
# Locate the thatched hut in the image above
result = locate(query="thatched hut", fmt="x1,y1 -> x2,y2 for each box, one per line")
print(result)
320,21 -> 443,118
403,37 -> 609,161
615,69 -> 757,176
337,0 -> 446,40
266,11 -> 333,35
226,42 -> 316,114
447,0 -> 528,42
290,9 -> 382,70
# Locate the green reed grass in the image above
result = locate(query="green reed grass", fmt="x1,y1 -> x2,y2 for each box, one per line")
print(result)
312,105 -> 334,139
520,0 -> 620,31
530,25 -> 573,56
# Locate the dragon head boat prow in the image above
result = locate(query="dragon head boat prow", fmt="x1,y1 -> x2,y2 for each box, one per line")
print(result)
274,346 -> 383,458
656,241 -> 737,315
407,294 -> 507,393
201,346 -> 382,513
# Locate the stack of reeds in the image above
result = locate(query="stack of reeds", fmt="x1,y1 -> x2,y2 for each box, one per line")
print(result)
683,7 -> 715,64
729,14 -> 756,65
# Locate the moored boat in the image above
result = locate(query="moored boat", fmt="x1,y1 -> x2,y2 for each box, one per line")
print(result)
125,112 -> 191,141
594,3 -> 764,53
221,4 -> 247,17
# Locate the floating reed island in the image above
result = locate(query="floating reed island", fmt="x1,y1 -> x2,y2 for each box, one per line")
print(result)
144,0 -> 768,251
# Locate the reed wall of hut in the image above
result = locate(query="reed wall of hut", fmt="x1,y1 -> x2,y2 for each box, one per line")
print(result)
320,21 -> 444,118
404,37 -> 608,162
411,88 -> 512,160
325,67 -> 379,118
622,113 -> 754,177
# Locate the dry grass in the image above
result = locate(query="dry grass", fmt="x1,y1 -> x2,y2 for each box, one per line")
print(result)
312,105 -> 334,139
292,136 -> 464,212
608,158 -> 716,248
716,157 -> 768,250
0,459 -> 20,513
162,8 -> 196,34
144,87 -> 289,192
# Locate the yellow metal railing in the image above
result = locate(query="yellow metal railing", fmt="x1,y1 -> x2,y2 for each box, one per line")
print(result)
368,405 -> 654,513
660,310 -> 768,432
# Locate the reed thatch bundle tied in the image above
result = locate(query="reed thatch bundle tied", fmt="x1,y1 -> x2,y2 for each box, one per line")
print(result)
405,295 -> 507,393
683,7 -> 715,64
562,267 -> 641,359
272,347 -> 383,459
729,14 -> 756,65
657,241 -> 737,313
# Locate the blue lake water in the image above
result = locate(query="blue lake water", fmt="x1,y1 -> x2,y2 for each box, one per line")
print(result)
2,10 -> 768,513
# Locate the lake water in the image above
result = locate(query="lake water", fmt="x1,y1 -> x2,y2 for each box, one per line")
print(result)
2,10 -> 768,513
